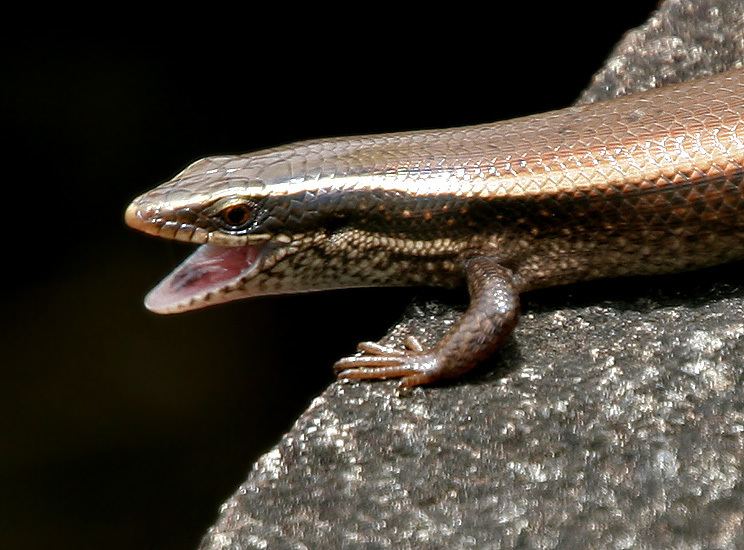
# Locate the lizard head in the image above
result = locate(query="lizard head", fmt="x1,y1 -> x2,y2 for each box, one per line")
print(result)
126,148 -> 457,314
125,151 -> 341,313
127,143 -> 468,313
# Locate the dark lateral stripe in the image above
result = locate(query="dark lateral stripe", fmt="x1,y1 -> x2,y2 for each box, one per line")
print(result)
255,170 -> 744,239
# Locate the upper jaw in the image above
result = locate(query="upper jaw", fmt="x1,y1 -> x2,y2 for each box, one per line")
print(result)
125,199 -> 212,244
125,197 -> 275,247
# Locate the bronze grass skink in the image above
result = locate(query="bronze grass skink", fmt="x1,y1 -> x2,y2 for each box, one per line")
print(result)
126,69 -> 744,387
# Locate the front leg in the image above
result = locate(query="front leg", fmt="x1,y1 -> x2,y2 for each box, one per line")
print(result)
334,256 -> 520,388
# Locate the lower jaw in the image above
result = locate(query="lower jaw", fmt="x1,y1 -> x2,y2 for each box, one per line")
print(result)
144,243 -> 264,313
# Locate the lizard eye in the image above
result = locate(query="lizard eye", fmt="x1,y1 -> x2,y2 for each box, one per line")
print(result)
220,203 -> 253,229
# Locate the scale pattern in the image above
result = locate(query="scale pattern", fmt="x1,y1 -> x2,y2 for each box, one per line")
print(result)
128,68 -> 744,293
131,68 -> 744,207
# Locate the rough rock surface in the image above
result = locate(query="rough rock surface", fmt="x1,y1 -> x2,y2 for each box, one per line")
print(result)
578,0 -> 744,105
201,1 -> 744,548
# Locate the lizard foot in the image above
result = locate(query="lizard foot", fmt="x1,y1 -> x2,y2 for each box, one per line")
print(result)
334,336 -> 442,388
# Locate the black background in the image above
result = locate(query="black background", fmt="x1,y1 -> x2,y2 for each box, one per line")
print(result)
3,5 -> 657,549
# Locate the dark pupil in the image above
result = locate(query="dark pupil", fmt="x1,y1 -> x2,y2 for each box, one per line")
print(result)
224,205 -> 250,227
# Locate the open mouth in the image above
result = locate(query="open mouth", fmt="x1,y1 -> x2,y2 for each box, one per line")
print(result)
144,243 -> 264,313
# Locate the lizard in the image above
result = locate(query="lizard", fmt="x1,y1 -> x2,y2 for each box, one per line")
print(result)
126,68 -> 744,388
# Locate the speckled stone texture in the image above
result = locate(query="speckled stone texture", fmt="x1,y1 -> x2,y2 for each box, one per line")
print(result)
200,1 -> 744,548
577,0 -> 744,104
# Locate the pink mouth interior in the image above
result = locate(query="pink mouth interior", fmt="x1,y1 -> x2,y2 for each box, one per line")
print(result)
145,244 -> 261,313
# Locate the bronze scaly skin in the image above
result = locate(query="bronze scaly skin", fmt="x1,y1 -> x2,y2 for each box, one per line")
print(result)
126,68 -> 744,388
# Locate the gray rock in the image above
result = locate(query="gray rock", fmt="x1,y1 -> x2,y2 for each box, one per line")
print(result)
201,1 -> 744,548
578,0 -> 744,104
